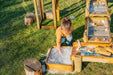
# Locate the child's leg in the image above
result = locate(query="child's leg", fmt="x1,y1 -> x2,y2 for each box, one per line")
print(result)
66,34 -> 73,46
61,37 -> 66,43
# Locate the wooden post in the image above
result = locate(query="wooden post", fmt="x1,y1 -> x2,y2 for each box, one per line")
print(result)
37,0 -> 42,21
37,0 -> 44,20
56,0 -> 60,21
40,0 -> 45,20
24,58 -> 43,75
33,0 -> 41,29
74,56 -> 82,72
52,0 -> 57,29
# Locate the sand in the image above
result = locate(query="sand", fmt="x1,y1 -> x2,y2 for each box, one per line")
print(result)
47,47 -> 72,65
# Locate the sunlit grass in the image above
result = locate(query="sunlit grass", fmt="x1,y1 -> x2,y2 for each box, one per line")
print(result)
0,0 -> 113,75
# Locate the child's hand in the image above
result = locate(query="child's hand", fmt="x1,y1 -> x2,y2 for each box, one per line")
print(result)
59,50 -> 62,54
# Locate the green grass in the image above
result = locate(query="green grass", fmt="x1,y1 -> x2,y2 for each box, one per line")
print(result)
0,0 -> 113,75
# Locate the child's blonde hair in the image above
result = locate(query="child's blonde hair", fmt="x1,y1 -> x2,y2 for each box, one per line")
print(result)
61,17 -> 72,31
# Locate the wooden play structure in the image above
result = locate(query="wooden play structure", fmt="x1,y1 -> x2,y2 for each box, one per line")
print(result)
23,0 -> 113,74
45,0 -> 113,73
33,0 -> 60,29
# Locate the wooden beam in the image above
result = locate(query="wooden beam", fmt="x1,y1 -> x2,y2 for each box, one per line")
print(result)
33,0 -> 40,29
52,0 -> 57,29
82,56 -> 113,63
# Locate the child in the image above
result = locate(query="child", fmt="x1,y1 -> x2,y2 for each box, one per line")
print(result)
55,18 -> 74,54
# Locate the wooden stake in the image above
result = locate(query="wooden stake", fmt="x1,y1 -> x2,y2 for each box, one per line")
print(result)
74,56 -> 82,72
33,0 -> 40,29
52,0 -> 57,29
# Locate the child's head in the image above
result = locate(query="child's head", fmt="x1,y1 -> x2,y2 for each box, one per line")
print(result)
61,18 -> 72,34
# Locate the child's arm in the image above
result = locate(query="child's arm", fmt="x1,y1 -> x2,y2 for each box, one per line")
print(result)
57,43 -> 62,54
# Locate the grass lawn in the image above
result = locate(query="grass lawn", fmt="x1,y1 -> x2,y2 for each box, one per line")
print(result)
0,0 -> 113,75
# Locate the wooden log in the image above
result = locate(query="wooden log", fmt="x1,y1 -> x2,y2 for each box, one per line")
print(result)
33,0 -> 41,29
24,58 -> 43,75
52,0 -> 57,29
74,56 -> 82,72
104,47 -> 113,54
95,47 -> 111,56
25,13 -> 35,25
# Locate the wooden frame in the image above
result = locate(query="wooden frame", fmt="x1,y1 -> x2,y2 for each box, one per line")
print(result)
85,0 -> 110,17
70,42 -> 113,64
33,0 -> 60,29
84,17 -> 112,43
45,46 -> 74,72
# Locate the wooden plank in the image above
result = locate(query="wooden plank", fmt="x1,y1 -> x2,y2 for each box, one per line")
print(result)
41,26 -> 55,29
52,0 -> 57,29
33,0 -> 40,29
56,0 -> 60,21
46,63 -> 73,72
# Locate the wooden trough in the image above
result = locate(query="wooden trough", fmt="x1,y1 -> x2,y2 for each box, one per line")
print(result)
45,46 -> 74,72
84,17 -> 112,43
85,0 -> 111,17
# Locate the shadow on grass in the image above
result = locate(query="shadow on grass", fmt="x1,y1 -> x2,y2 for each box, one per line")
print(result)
109,0 -> 113,3
72,25 -> 85,43
82,62 -> 89,70
0,2 -> 34,40
108,0 -> 113,8
60,0 -> 86,19
110,13 -> 113,33
41,0 -> 86,26
0,0 -> 22,9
